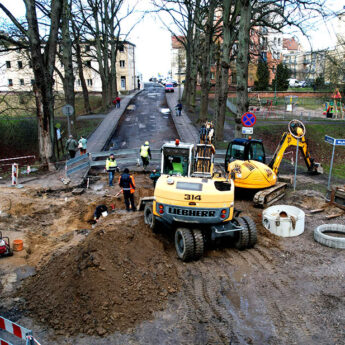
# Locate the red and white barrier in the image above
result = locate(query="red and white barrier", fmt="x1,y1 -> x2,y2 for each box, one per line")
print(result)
0,338 -> 14,345
0,316 -> 31,340
11,164 -> 18,186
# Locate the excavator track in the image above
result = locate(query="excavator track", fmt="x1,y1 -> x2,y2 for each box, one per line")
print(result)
253,182 -> 287,207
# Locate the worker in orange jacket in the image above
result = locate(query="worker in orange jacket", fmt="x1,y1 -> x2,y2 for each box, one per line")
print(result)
118,168 -> 136,211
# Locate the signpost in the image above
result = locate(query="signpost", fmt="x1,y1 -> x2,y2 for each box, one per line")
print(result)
324,135 -> 345,189
241,112 -> 256,138
62,104 -> 74,137
241,112 -> 256,127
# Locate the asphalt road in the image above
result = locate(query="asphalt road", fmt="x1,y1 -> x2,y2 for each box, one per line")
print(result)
106,83 -> 179,151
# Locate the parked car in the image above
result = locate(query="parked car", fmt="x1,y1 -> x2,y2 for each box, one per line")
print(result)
171,80 -> 178,87
165,83 -> 174,93
288,78 -> 300,87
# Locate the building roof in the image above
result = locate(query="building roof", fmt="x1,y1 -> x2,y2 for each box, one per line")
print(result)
171,36 -> 186,49
283,38 -> 299,51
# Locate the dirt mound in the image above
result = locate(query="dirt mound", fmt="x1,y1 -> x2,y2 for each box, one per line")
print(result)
20,216 -> 180,336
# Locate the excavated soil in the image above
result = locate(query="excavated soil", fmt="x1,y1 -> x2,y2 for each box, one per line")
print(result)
20,217 -> 179,336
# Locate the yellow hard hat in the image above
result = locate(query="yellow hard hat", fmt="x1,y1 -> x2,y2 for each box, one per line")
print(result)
145,141 -> 149,145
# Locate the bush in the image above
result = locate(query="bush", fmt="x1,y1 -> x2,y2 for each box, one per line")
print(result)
272,63 -> 291,91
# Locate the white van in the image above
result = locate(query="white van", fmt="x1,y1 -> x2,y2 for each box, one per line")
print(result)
288,78 -> 299,87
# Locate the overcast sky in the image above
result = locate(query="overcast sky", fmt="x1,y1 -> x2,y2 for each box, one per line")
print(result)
1,0 -> 344,81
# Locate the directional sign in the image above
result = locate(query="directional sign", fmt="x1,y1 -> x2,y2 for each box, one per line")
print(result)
324,135 -> 335,145
335,139 -> 345,146
62,104 -> 74,116
241,112 -> 256,127
242,127 -> 253,135
325,136 -> 345,146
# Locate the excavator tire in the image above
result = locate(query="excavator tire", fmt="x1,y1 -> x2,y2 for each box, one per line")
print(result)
192,229 -> 205,260
234,217 -> 250,250
144,203 -> 159,233
175,228 -> 195,261
241,216 -> 257,248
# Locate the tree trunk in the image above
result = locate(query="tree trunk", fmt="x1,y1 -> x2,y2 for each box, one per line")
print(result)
75,40 -> 91,114
61,0 -> 75,133
199,0 -> 216,122
235,0 -> 251,138
24,0 -> 63,169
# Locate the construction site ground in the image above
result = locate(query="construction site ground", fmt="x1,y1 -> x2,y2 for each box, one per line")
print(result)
1,171 -> 345,345
1,83 -> 345,344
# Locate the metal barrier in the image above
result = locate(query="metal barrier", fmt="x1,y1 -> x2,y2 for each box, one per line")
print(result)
0,316 -> 41,345
65,148 -> 227,177
65,153 -> 90,177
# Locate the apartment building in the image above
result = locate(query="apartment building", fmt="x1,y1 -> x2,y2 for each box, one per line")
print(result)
0,40 -> 137,93
171,36 -> 186,83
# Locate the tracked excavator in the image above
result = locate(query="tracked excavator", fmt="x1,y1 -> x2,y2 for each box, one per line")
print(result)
139,122 -> 257,262
225,119 -> 323,207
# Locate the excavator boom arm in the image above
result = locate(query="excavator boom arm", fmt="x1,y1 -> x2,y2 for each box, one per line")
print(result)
269,133 -> 322,174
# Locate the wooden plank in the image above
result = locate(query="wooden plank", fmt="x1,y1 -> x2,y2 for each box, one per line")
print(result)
325,212 -> 344,220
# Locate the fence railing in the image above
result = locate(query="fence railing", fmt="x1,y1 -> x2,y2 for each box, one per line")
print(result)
65,148 -> 228,177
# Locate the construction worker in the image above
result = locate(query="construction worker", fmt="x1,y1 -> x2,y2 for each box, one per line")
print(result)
149,169 -> 161,187
106,153 -> 119,186
93,205 -> 108,222
140,141 -> 152,169
118,168 -> 136,211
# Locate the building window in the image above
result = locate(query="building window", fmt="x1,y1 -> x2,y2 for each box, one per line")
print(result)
119,45 -> 124,52
278,38 -> 281,45
20,79 -> 24,86
211,72 -> 215,79
6,61 -> 11,68
8,79 -> 13,86
18,61 -> 23,69
77,79 -> 81,86
85,45 -> 90,52
120,60 -> 125,67
87,79 -> 93,86
121,76 -> 126,89
31,79 -> 35,85
86,60 -> 91,68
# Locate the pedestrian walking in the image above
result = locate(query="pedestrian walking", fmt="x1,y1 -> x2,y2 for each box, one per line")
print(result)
65,135 -> 78,159
176,101 -> 182,116
115,96 -> 121,108
118,168 -> 136,212
140,141 -> 152,169
78,136 -> 87,155
106,153 -> 119,186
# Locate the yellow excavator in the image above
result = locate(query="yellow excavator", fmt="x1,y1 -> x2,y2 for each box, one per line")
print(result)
140,122 -> 257,261
225,119 -> 323,206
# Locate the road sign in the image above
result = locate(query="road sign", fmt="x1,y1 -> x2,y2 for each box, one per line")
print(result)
242,127 -> 253,135
335,139 -> 345,146
324,135 -> 345,189
325,136 -> 345,146
324,135 -> 335,145
241,112 -> 256,127
62,104 -> 74,116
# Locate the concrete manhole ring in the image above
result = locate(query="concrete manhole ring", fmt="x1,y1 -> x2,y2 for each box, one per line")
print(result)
314,224 -> 345,249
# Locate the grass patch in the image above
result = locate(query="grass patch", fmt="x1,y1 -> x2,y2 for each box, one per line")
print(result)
255,123 -> 345,180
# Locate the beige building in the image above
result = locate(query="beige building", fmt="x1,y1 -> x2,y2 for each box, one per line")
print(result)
171,36 -> 186,83
0,41 -> 137,93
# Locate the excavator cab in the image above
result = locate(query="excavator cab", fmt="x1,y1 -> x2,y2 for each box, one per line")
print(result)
225,139 -> 266,167
161,140 -> 193,177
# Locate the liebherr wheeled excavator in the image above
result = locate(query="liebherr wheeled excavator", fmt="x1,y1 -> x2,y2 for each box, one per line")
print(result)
225,119 -> 323,207
140,122 -> 257,261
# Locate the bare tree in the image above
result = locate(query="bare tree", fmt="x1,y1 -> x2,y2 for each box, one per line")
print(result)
0,0 -> 63,169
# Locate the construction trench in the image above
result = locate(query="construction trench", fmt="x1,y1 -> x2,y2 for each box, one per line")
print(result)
1,87 -> 345,344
